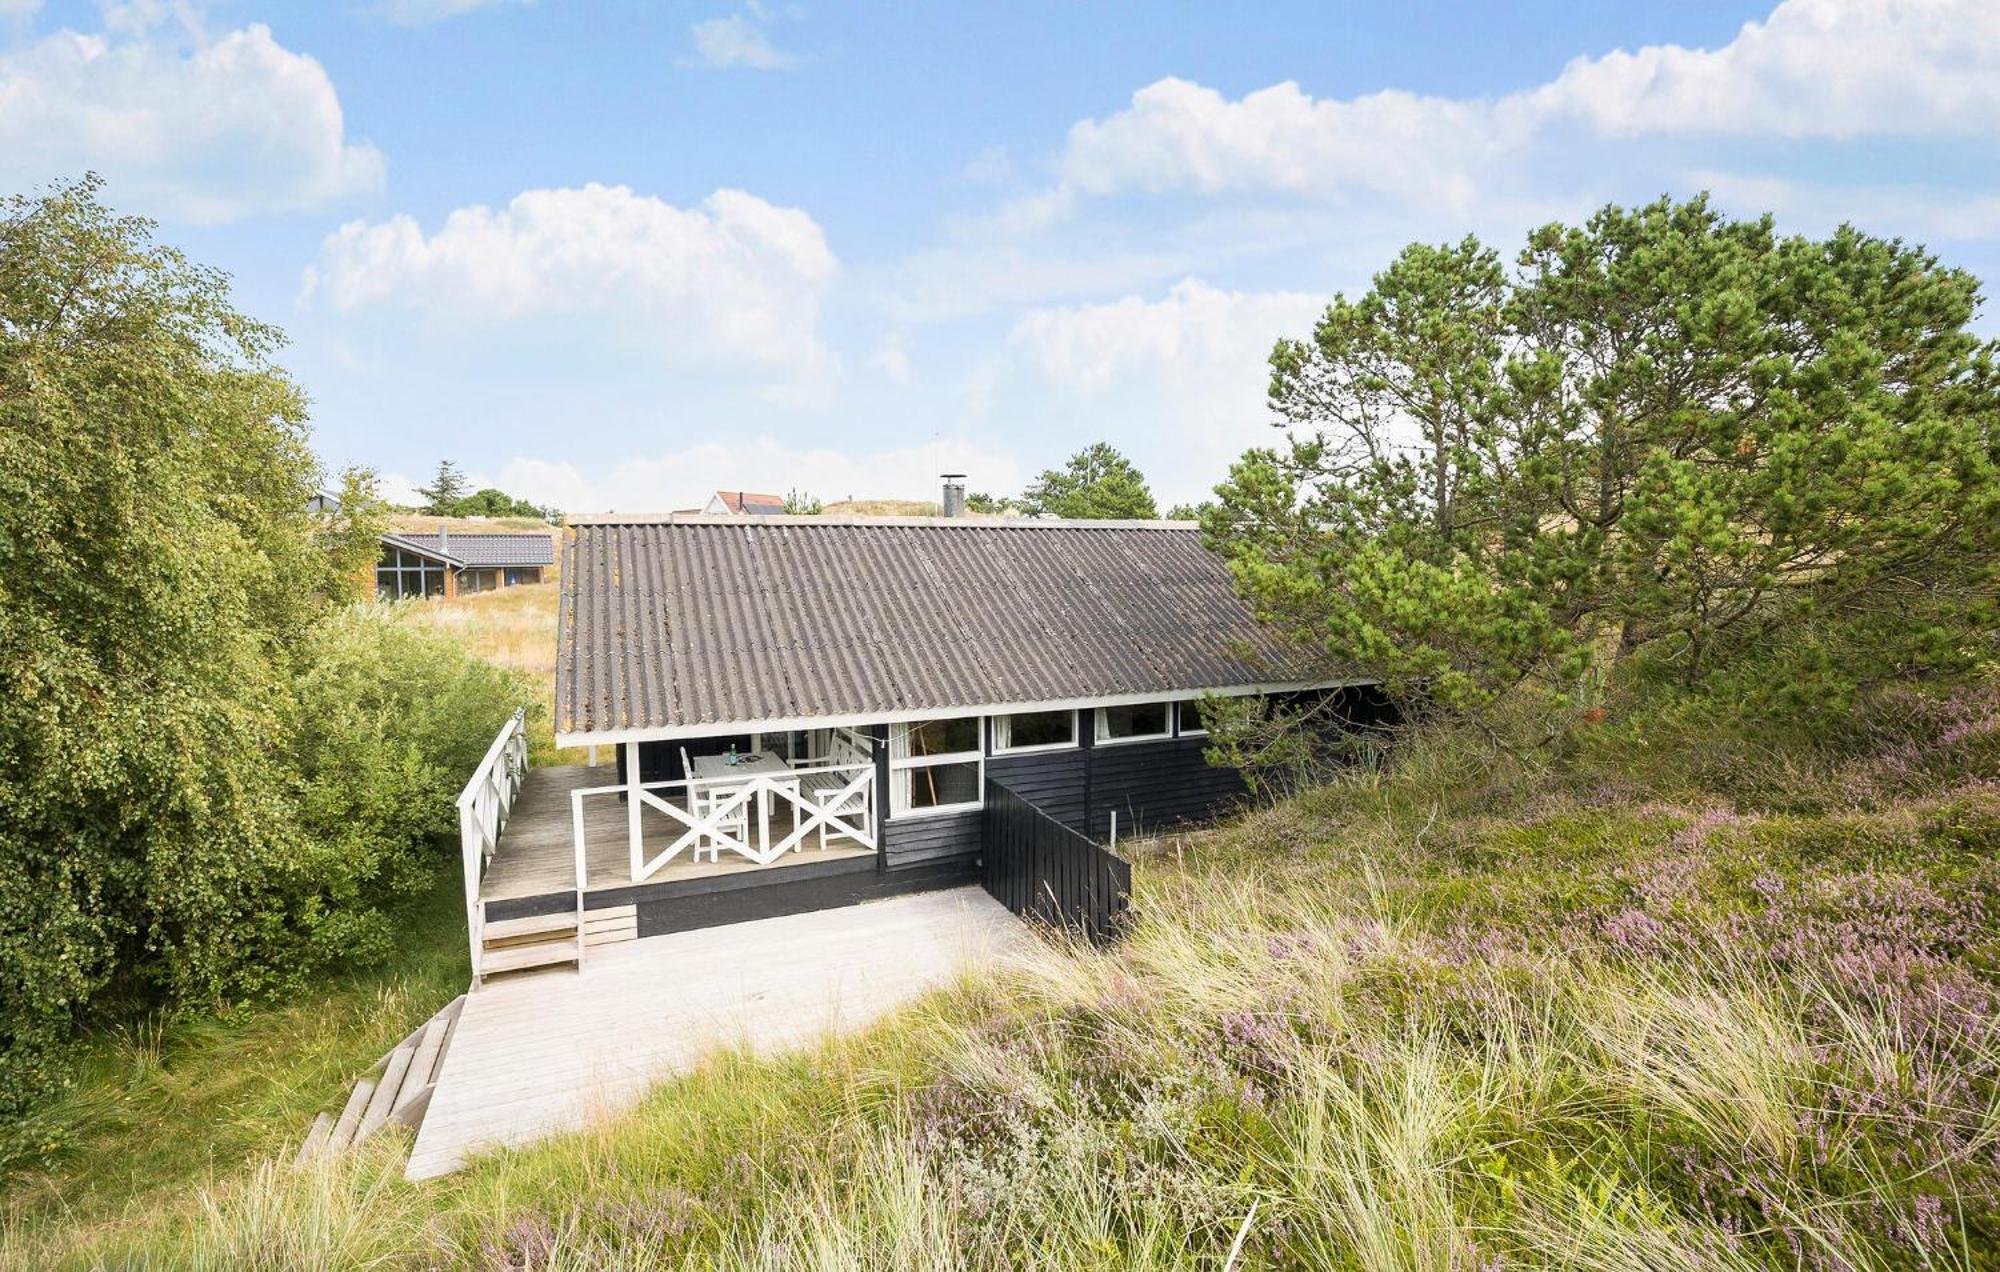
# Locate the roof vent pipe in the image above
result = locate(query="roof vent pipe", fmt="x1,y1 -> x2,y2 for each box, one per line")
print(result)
439,523 -> 450,555
941,473 -> 966,518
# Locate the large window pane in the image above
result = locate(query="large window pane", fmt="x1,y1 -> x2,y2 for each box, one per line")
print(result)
905,716 -> 979,756
1000,709 -> 1074,750
1178,699 -> 1211,735
1099,701 -> 1169,742
899,760 -> 980,810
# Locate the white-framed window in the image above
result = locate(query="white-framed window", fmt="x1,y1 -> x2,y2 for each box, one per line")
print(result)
889,716 -> 984,816
1176,699 -> 1211,737
1095,701 -> 1172,746
993,708 -> 1078,755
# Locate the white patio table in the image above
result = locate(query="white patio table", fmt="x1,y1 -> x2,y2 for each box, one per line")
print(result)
687,751 -> 801,862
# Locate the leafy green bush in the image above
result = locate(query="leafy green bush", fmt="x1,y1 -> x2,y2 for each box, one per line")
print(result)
0,180 -> 525,1133
281,609 -> 529,976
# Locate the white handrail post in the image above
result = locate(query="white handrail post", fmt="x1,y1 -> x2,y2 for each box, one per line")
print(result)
572,788 -> 588,970
757,776 -> 772,863
460,801 -> 482,981
457,706 -> 530,985
625,742 -> 644,882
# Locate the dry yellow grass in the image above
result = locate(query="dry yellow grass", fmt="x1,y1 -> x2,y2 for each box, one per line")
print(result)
820,499 -> 941,517
384,513 -> 556,534
395,582 -> 560,680
820,499 -> 1024,519
388,581 -> 582,763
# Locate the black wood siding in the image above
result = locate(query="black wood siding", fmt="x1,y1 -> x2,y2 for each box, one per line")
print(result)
883,808 -> 983,869
1085,736 -> 1248,841
982,779 -> 1130,942
987,747 -> 1090,832
883,716 -> 1249,866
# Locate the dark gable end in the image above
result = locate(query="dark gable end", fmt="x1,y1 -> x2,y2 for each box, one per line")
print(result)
555,517 -> 1346,740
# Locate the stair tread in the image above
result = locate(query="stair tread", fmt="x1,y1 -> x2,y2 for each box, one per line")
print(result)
403,1013 -> 452,1098
484,912 -> 583,941
329,1078 -> 375,1152
480,938 -> 581,974
293,1111 -> 334,1168
357,1044 -> 415,1142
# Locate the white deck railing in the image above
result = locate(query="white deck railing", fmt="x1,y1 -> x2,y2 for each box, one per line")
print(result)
571,754 -> 877,887
457,708 -> 529,974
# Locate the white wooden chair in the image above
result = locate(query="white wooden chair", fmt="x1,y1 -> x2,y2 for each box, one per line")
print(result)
682,746 -> 748,863
797,730 -> 871,851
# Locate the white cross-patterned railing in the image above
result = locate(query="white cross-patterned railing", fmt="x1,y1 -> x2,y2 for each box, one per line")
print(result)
457,707 -> 529,975
569,757 -> 878,889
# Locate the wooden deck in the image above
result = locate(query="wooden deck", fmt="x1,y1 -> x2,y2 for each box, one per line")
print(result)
482,765 -> 875,903
406,886 -> 1027,1179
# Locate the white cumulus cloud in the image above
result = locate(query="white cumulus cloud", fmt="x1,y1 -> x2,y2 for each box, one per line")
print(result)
1011,278 -> 1322,501
686,14 -> 797,70
1530,0 -> 2000,140
375,0 -> 531,25
1056,0 -> 2000,207
0,20 -> 383,223
307,183 -> 839,368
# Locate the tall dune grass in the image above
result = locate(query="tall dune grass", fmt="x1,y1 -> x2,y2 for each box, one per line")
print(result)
10,686 -> 1998,1267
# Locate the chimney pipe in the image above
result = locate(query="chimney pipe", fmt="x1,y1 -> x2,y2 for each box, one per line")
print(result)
940,473 -> 966,518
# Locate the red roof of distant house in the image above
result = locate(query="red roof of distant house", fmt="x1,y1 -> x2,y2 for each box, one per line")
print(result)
715,491 -> 785,514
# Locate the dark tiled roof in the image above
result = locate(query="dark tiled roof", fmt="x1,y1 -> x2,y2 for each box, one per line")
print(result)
392,532 -> 555,568
555,516 -> 1346,739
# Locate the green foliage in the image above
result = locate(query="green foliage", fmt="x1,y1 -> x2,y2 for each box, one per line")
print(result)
0,179 -> 524,1124
453,486 -> 551,519
1021,442 -> 1160,519
964,491 -> 1020,514
0,869 -> 464,1220
415,463 -> 553,520
415,459 -> 468,515
1209,196 -> 2000,737
318,467 -> 390,598
782,488 -> 824,515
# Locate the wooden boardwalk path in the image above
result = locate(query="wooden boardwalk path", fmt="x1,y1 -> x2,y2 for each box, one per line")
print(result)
406,886 -> 1027,1179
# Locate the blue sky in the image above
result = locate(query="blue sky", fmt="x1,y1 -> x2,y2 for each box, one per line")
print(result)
5,0 -> 1997,510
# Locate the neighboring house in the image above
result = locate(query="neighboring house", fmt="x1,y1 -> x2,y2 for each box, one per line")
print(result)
306,491 -> 342,516
701,490 -> 785,516
375,529 -> 555,600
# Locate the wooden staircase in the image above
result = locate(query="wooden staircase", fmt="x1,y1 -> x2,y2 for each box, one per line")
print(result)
295,994 -> 466,1167
475,903 -> 635,980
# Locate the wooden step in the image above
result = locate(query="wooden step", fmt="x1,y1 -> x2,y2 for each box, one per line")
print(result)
583,910 -> 638,947
293,1111 -> 334,1168
329,1078 -> 375,1153
357,1043 -> 416,1143
478,938 -> 581,976
403,1011 -> 453,1096
296,993 -> 469,1169
483,911 -> 582,943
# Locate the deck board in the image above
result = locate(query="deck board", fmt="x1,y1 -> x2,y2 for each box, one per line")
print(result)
482,765 -> 875,903
406,886 -> 1026,1179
